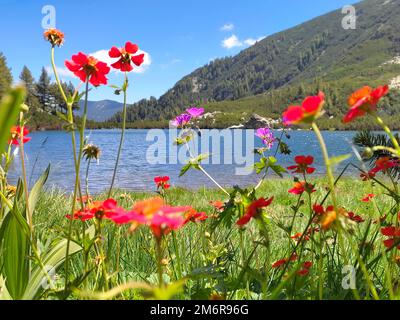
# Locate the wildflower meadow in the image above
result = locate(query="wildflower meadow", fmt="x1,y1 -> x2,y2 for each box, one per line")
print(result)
1,23 -> 400,304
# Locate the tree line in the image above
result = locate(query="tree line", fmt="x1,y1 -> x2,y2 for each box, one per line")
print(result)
0,52 -> 78,119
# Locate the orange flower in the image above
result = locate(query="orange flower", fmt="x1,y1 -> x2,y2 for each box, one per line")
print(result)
43,28 -> 65,47
288,181 -> 316,195
210,200 -> 225,212
9,126 -> 31,145
321,209 -> 337,230
343,85 -> 389,123
109,197 -> 191,239
184,209 -> 208,225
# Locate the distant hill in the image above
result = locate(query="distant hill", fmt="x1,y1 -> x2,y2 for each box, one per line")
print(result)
77,100 -> 124,122
108,0 -> 400,128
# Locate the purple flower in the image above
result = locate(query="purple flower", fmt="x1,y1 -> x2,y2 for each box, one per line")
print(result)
172,114 -> 192,127
186,107 -> 204,118
256,128 -> 275,150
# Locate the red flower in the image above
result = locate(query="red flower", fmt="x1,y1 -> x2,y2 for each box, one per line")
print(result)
288,182 -> 316,195
370,157 -> 399,175
360,171 -> 375,181
272,253 -> 298,269
65,52 -> 110,87
108,42 -> 145,72
66,198 -> 123,221
287,155 -> 316,174
236,197 -> 274,226
312,204 -> 326,215
272,258 -> 287,269
361,194 -> 375,202
291,232 -> 310,242
282,92 -> 325,125
154,176 -> 171,190
343,85 -> 389,123
9,126 -> 31,145
381,226 -> 400,250
347,212 -> 365,223
297,261 -> 313,276
184,209 -> 208,225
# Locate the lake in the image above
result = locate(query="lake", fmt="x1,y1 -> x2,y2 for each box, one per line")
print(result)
8,129 -> 363,193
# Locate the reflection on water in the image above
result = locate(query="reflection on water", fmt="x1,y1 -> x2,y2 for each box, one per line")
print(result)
8,129 -> 361,193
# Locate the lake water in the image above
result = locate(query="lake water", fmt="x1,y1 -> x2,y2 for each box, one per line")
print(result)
8,129 -> 362,193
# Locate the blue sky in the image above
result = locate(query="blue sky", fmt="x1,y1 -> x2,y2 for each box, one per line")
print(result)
0,0 -> 357,102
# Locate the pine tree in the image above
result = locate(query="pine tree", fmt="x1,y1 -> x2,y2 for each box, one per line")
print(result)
36,67 -> 51,112
0,52 -> 13,100
19,66 -> 41,111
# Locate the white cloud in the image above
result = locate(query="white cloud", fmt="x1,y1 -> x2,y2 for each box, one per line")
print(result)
90,49 -> 152,74
222,35 -> 266,49
244,36 -> 265,46
220,23 -> 234,32
45,66 -> 73,78
222,35 -> 243,49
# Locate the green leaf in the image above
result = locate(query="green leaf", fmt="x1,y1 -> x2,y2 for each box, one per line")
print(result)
152,279 -> 186,300
22,238 -> 82,300
2,205 -> 30,299
27,165 -> 50,217
0,87 -> 26,151
328,154 -> 351,167
179,163 -> 192,177
0,276 -> 13,300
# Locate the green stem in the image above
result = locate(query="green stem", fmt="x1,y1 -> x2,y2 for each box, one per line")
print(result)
51,47 -> 68,103
19,125 -> 32,235
373,113 -> 400,154
312,122 -> 338,210
155,238 -> 164,288
85,158 -> 91,199
108,73 -> 128,198
64,80 -> 89,291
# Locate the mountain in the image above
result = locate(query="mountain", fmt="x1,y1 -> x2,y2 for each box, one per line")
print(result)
109,0 -> 400,129
77,100 -> 124,122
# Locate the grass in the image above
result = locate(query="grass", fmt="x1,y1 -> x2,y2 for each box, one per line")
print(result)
32,177 -> 397,300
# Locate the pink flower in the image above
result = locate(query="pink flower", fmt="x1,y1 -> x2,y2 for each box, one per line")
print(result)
172,114 -> 192,128
255,128 -> 275,149
109,197 -> 191,239
186,107 -> 204,118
